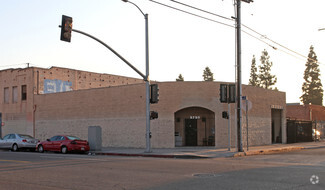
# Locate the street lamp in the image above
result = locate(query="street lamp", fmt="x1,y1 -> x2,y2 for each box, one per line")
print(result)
122,0 -> 151,153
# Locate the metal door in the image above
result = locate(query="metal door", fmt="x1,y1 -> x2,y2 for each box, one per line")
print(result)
185,119 -> 197,146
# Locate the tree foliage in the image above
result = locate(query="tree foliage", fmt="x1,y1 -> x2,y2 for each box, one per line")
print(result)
202,67 -> 214,81
300,45 -> 323,105
176,74 -> 184,81
258,49 -> 277,89
248,55 -> 259,86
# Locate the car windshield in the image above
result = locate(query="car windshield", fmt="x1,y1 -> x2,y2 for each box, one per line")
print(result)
67,136 -> 81,140
18,134 -> 34,139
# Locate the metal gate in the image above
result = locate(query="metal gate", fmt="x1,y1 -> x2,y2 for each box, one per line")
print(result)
287,119 -> 312,143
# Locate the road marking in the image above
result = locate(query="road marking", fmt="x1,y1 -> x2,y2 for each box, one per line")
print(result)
0,159 -> 30,164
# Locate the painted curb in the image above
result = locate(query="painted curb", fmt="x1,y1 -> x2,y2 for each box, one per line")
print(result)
233,146 -> 305,157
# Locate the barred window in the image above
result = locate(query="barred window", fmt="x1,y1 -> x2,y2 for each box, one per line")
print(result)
21,85 -> 27,101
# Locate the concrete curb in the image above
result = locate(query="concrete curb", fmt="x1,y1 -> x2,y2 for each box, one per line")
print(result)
93,152 -> 211,159
90,143 -> 325,159
233,146 -> 305,157
94,152 -> 175,158
303,145 -> 325,150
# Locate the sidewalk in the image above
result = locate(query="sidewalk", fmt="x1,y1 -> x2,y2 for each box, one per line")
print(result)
91,141 -> 325,159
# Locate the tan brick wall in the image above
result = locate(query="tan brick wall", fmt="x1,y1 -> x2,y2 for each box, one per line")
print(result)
0,67 -> 286,148
33,82 -> 286,148
0,68 -> 34,136
0,67 -> 144,138
241,85 -> 287,145
34,84 -> 149,147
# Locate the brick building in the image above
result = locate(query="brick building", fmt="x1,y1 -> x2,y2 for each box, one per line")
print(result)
0,67 -> 286,148
0,66 -> 143,138
287,104 -> 325,139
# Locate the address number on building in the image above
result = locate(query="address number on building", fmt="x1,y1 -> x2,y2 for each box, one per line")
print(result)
190,116 -> 200,119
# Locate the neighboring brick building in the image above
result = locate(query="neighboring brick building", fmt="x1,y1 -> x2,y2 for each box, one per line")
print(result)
0,67 -> 287,148
0,66 -> 143,137
287,104 -> 325,139
287,104 -> 325,121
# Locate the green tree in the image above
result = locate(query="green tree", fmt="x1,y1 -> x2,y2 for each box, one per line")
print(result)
248,55 -> 259,86
300,45 -> 323,105
176,74 -> 184,81
202,67 -> 214,81
258,49 -> 277,89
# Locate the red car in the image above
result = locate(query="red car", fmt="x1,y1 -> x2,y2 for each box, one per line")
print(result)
36,135 -> 90,154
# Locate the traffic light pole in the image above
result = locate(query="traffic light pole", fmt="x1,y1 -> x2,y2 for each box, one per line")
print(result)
60,25 -> 152,152
144,13 -> 151,153
65,27 -> 146,80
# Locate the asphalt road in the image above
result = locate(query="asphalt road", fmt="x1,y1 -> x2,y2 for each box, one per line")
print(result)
0,148 -> 324,190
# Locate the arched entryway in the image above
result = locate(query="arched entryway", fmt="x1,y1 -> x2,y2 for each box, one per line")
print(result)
174,107 -> 215,146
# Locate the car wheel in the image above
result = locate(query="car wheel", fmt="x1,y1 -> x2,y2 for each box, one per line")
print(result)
38,145 -> 44,153
12,144 -> 19,152
61,146 -> 68,154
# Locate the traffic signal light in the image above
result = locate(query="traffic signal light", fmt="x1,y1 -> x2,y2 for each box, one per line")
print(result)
60,15 -> 73,42
150,111 -> 158,120
220,84 -> 236,103
220,84 -> 227,103
222,111 -> 229,119
150,84 -> 159,104
228,84 -> 236,103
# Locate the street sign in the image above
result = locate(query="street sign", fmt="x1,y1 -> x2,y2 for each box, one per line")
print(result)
242,99 -> 252,112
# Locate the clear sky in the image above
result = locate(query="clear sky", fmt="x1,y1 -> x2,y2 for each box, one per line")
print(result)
1,0 -> 325,104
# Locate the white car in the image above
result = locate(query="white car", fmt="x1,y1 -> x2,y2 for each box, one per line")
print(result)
0,133 -> 39,151
312,129 -> 321,141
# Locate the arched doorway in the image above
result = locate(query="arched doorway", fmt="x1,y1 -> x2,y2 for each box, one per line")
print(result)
174,107 -> 215,146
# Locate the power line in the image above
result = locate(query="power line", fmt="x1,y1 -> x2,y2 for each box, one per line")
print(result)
241,24 -> 319,63
148,1 -> 279,51
171,0 -> 315,64
148,0 -> 234,28
242,30 -> 277,50
149,0 -> 321,66
170,0 -> 234,21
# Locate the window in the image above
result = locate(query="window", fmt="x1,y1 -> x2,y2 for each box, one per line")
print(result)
12,86 -> 18,103
67,136 -> 81,140
18,134 -> 33,139
50,136 -> 60,141
58,136 -> 65,141
9,134 -> 16,139
3,134 -> 10,140
4,87 -> 9,103
21,85 -> 27,101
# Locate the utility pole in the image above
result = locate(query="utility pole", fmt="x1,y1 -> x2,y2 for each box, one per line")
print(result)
236,0 -> 243,152
236,0 -> 253,152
